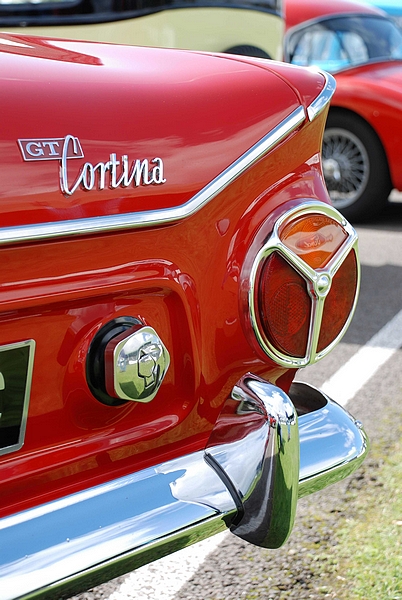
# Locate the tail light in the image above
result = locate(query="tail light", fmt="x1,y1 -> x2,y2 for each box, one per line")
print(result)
248,202 -> 360,367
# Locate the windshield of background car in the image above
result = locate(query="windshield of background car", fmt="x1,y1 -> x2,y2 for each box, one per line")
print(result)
0,0 -> 282,25
286,15 -> 402,72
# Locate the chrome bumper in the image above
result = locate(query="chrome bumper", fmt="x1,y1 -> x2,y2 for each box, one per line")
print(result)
0,375 -> 368,600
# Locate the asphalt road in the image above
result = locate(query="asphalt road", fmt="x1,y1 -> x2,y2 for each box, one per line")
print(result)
72,196 -> 402,600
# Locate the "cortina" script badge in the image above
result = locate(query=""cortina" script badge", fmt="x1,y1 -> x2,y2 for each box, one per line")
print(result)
18,135 -> 166,196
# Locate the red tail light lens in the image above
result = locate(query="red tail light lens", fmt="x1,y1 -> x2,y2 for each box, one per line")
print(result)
258,253 -> 310,358
250,203 -> 359,367
317,249 -> 358,353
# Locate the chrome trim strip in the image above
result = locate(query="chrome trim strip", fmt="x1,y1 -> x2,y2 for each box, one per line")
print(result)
0,452 -> 236,600
307,70 -> 336,121
248,201 -> 360,368
1,68 -> 336,247
0,107 -> 306,246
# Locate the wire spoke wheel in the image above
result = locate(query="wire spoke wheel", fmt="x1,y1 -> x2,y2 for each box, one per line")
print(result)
322,127 -> 369,209
320,112 -> 391,222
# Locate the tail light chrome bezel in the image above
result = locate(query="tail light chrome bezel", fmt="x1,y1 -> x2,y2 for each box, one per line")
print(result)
248,201 -> 360,368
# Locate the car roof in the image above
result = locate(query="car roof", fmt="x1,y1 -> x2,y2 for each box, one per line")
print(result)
285,0 -> 384,30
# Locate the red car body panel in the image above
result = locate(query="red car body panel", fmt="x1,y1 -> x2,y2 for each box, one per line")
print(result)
331,62 -> 402,191
1,37 -> 296,226
0,34 -> 369,599
0,36 -> 329,518
285,0 -> 402,196
284,0 -> 381,31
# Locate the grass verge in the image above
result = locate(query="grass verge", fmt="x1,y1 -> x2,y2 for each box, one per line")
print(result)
318,434 -> 402,599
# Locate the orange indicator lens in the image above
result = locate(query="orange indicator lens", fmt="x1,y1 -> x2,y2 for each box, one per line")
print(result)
281,214 -> 347,268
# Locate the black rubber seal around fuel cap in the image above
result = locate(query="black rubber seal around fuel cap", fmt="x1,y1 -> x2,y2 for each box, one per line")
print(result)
86,316 -> 142,406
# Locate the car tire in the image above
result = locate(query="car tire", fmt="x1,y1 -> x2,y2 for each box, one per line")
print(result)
322,111 -> 392,222
223,45 -> 271,59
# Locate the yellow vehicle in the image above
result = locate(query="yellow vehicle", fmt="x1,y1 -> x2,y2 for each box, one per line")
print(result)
1,1 -> 284,60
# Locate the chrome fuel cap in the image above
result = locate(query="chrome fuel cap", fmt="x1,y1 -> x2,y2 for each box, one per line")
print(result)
105,325 -> 170,403
86,317 -> 170,406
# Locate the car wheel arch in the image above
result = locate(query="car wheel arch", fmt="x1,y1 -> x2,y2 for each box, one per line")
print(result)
322,106 -> 392,222
223,44 -> 271,59
328,105 -> 390,165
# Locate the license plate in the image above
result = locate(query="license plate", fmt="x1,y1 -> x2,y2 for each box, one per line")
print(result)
0,340 -> 35,456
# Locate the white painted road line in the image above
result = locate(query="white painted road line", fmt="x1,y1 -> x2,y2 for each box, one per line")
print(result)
109,532 -> 228,600
322,308 -> 402,406
107,309 -> 402,600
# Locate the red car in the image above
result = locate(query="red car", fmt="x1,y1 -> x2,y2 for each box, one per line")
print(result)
285,0 -> 402,221
0,35 -> 367,599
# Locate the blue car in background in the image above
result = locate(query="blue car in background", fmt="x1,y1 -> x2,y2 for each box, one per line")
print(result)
362,0 -> 402,28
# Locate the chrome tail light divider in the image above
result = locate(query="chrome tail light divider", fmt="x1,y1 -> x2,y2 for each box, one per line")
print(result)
248,201 -> 360,367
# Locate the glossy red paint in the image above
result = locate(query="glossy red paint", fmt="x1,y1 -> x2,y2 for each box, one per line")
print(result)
0,36 -> 333,517
284,0 -> 402,218
0,37 -> 326,227
331,62 -> 402,190
285,0 -> 382,31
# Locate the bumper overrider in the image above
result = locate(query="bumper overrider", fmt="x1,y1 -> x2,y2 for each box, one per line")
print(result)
0,374 -> 368,600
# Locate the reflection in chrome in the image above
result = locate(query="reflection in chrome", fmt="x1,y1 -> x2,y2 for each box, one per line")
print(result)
0,70 -> 335,246
59,136 -> 166,196
291,381 -> 368,497
307,70 -> 336,122
105,325 -> 170,403
248,201 -> 360,368
205,373 -> 299,549
0,376 -> 367,600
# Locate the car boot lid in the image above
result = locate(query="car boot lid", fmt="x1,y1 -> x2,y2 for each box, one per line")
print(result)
0,34 -> 333,241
